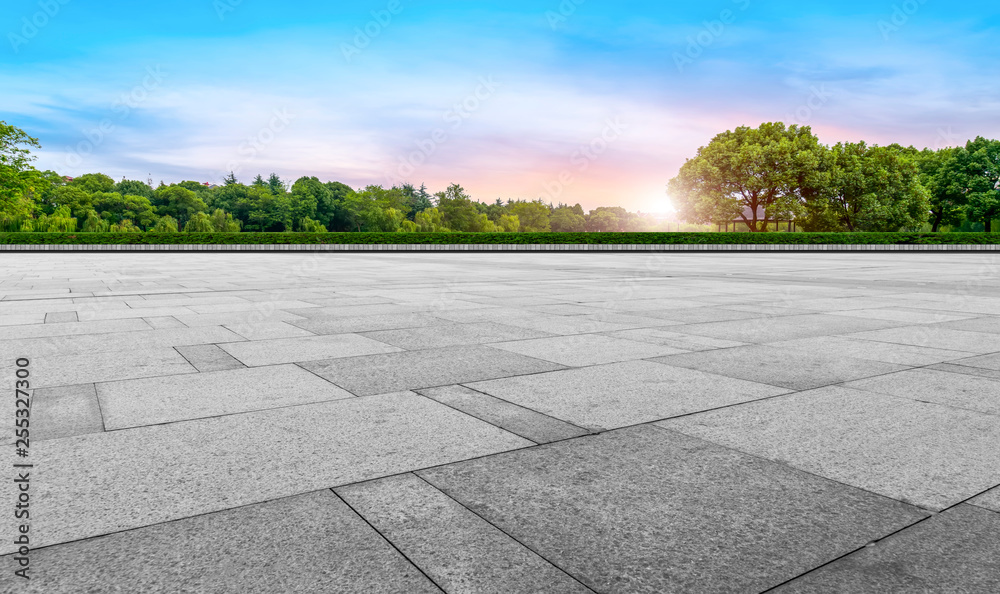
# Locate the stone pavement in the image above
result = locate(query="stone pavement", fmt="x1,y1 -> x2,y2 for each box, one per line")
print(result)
1,252 -> 998,593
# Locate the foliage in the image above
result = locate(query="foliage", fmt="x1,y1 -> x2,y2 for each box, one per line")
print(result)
151,215 -> 179,233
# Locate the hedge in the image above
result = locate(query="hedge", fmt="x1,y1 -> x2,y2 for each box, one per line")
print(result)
1,232 -> 999,245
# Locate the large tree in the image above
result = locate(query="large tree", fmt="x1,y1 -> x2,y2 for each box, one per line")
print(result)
0,121 -> 43,219
949,137 -> 1000,232
508,200 -> 551,232
151,185 -> 208,228
668,122 -> 826,231
916,147 -> 966,232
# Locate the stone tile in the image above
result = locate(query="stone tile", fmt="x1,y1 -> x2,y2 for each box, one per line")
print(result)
669,313 -> 905,344
29,384 -> 104,441
224,320 -> 316,340
639,306 -> 780,324
175,344 -> 246,372
361,322 -> 555,350
219,334 -> 402,366
499,313 -> 641,335
653,345 -> 909,390
419,425 -> 927,594
30,348 -> 197,388
925,362 -> 1000,380
0,490 -> 440,594
0,313 -> 44,326
772,505 -> 1000,594
186,299 -> 319,314
44,311 -> 78,323
143,316 -> 187,329
0,318 -> 150,340
491,334 -> 686,367
662,386 -> 1000,511
845,368 -> 1000,417
847,325 -> 1000,353
826,307 -> 975,324
466,360 -> 789,431
85,306 -> 197,320
946,351 -> 1000,372
417,385 -> 590,444
969,485 -> 1000,513
97,364 -> 354,429
337,473 -> 589,594
286,303 -> 430,319
767,336 -> 974,366
173,309 -> 305,328
0,326 -> 245,359
601,327 -> 748,351
301,345 -> 565,396
1,391 -> 530,554
291,313 -> 445,335
935,315 -> 1000,334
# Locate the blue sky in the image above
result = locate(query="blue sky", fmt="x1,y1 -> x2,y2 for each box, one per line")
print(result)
3,0 -> 998,212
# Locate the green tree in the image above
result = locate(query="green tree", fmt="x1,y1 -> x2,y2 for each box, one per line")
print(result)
115,179 -> 154,199
109,219 -> 142,233
550,207 -> 586,232
69,173 -> 116,194
436,184 -> 488,231
496,213 -> 520,232
152,215 -> 179,232
0,121 -> 43,219
915,148 -> 966,232
414,207 -> 449,232
343,186 -> 408,232
267,173 -> 287,196
323,181 -> 355,231
668,122 -> 826,231
93,193 -> 159,229
223,171 -> 239,186
509,200 -> 551,232
586,209 -> 620,232
80,210 -> 110,232
152,185 -> 208,228
809,143 -> 930,232
299,217 -> 328,232
210,209 -> 241,232
183,211 -> 215,232
290,177 -> 325,227
949,137 -> 1000,232
400,183 -> 434,220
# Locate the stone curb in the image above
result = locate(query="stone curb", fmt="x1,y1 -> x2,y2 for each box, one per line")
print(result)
1,244 -> 999,252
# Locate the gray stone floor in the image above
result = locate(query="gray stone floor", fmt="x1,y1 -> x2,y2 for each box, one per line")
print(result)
1,252 -> 999,593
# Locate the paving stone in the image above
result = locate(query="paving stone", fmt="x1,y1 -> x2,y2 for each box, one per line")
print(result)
0,326 -> 245,359
29,383 -> 104,441
291,313 -> 446,335
934,315 -> 1000,334
825,308 -> 975,324
361,322 -> 555,350
143,316 -> 187,329
637,306 -> 781,324
491,334 -> 686,367
173,309 -> 305,327
85,305 -> 197,320
0,490 -> 441,594
97,363 -> 354,429
466,360 -> 789,431
925,362 -> 1000,381
224,320 -> 316,340
44,311 -> 78,323
286,303 -> 431,319
337,473 -> 589,594
969,486 -> 1000,513
945,351 -> 1000,372
653,345 -> 909,390
772,505 -> 1000,594
219,334 -> 402,366
419,425 -> 927,594
0,313 -> 45,326
847,325 -> 1000,353
1,391 -> 531,554
601,327 -> 747,351
301,345 -> 565,396
767,336 -> 975,366
29,348 -> 197,388
175,344 -> 246,372
844,367 -> 1000,417
0,318 -> 150,340
498,313 -> 642,335
669,313 -> 905,343
662,386 -> 1000,511
417,385 -> 590,444
186,299 -> 319,314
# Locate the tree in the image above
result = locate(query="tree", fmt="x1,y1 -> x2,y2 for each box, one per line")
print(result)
436,184 -> 488,231
916,148 -> 966,232
400,183 -> 433,220
496,213 -> 520,232
343,186 -> 407,232
223,171 -> 239,186
80,210 -> 109,232
810,143 -> 929,232
509,200 -> 551,232
290,176 -> 326,227
92,193 -> 159,229
183,211 -> 215,232
115,179 -> 154,199
586,209 -> 620,232
267,173 -> 287,196
550,207 -> 586,232
414,207 -> 449,232
69,173 -> 116,194
323,181 -> 355,231
151,185 -> 208,228
299,217 -> 328,232
950,137 -> 1000,232
0,121 -> 42,219
152,215 -> 179,232
668,122 -> 826,231
210,209 -> 241,232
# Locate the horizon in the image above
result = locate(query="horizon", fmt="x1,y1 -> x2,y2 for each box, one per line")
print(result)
3,1 -> 999,213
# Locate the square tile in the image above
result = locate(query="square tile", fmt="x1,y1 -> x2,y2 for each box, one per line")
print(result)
491,334 -> 686,367
218,334 -> 402,366
27,384 -> 104,441
360,322 -> 554,350
844,368 -> 1000,417
175,344 -> 246,372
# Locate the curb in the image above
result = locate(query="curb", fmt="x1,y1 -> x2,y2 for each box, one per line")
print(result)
1,244 -> 999,252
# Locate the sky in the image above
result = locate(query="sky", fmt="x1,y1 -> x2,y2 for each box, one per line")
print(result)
2,1 -> 999,213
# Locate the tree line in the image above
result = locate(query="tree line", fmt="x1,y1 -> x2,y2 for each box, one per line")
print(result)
668,122 -> 1000,233
0,121 -> 681,234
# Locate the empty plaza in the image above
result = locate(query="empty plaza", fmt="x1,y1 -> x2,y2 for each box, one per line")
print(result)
2,252 -> 999,593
